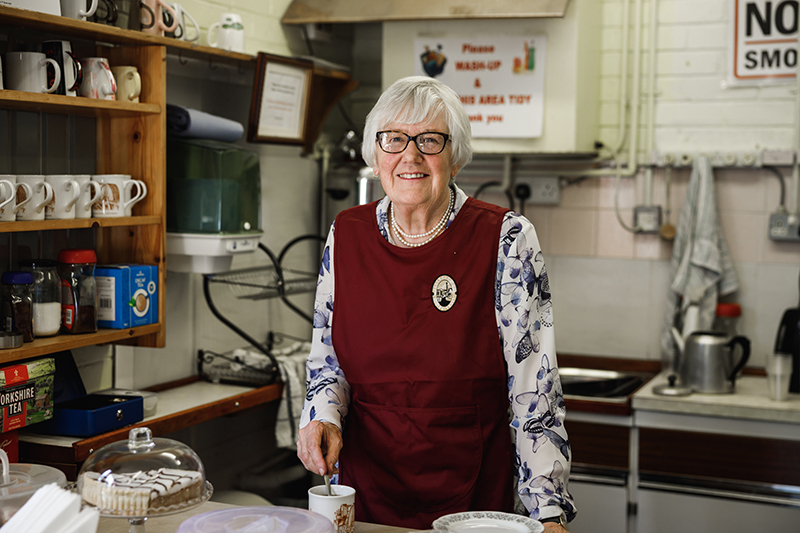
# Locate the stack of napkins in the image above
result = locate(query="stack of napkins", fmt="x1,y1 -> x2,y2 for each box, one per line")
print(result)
0,483 -> 99,533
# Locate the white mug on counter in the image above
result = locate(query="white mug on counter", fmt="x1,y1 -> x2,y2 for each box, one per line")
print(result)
92,174 -> 147,217
111,66 -> 141,103
79,57 -> 116,100
14,175 -> 54,222
73,175 -> 103,219
308,484 -> 355,533
207,13 -> 245,53
4,52 -> 61,94
44,175 -> 81,220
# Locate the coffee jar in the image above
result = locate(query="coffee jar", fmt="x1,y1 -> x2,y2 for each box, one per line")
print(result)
1,271 -> 35,342
57,249 -> 98,334
19,259 -> 62,337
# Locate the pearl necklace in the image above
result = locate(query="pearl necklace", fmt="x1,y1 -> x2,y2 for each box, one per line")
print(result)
390,188 -> 454,248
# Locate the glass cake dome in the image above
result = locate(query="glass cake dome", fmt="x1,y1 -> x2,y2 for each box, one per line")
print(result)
77,427 -> 213,519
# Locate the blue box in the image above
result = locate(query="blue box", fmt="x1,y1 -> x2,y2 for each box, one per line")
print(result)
96,264 -> 158,329
34,394 -> 143,437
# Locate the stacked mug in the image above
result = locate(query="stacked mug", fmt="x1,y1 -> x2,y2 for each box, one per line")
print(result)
0,175 -> 146,221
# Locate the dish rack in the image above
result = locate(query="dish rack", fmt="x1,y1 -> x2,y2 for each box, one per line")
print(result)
200,236 -> 324,384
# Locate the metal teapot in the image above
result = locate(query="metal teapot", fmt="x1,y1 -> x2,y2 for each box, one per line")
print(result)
671,330 -> 751,393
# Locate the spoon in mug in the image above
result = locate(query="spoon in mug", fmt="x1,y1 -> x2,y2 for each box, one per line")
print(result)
324,473 -> 332,496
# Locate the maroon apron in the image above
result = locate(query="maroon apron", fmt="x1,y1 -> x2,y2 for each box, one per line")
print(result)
332,197 -> 515,528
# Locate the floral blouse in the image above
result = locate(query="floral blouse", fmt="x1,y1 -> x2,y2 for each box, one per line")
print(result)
300,185 -> 576,522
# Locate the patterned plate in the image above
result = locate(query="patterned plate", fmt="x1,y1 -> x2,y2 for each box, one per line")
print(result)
432,511 -> 544,533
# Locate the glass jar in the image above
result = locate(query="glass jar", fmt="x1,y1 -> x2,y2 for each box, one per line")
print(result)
1,271 -> 35,342
713,303 -> 741,338
57,249 -> 98,334
19,259 -> 61,337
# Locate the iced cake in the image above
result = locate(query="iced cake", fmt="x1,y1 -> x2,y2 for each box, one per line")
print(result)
82,468 -> 203,515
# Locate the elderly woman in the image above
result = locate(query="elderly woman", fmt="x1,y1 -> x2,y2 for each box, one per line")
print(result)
298,76 -> 575,531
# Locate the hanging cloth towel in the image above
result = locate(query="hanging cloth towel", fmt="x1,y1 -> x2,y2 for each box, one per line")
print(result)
660,155 -> 739,366
273,342 -> 312,449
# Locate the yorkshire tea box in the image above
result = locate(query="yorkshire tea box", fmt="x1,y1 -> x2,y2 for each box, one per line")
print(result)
96,264 -> 158,329
0,358 -> 55,432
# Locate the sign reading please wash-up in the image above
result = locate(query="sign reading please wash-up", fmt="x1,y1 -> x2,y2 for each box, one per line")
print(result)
413,36 -> 547,138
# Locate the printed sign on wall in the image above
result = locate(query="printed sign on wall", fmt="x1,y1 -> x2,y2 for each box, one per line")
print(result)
414,36 -> 546,138
729,0 -> 798,85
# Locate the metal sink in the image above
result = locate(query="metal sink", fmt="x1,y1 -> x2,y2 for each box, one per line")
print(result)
559,367 -> 653,400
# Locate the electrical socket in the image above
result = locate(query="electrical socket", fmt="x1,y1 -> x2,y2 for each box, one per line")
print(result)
768,212 -> 800,242
633,205 -> 662,233
514,177 -> 560,205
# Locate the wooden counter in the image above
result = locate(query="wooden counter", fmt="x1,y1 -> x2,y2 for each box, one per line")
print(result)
19,379 -> 283,479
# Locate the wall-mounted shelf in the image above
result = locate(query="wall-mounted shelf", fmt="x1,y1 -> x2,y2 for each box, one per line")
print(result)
0,324 -> 161,364
0,216 -> 162,233
0,90 -> 160,117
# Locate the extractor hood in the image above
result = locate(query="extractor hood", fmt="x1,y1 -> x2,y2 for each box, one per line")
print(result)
281,0 -> 569,25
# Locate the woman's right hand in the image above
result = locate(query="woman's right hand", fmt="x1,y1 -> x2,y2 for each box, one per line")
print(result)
297,420 -> 343,476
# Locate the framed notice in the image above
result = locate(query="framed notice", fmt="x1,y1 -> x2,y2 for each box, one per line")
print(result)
248,53 -> 313,144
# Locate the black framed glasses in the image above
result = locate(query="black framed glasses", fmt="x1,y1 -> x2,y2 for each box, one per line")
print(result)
376,131 -> 450,155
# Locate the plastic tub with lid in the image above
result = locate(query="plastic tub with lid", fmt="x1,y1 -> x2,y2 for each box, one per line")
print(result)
0,449 -> 67,525
177,506 -> 335,533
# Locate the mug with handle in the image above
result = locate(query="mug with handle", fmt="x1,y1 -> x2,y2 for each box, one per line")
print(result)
42,40 -> 82,97
124,179 -> 147,216
79,57 -> 117,100
74,175 -> 103,219
0,176 -> 18,218
111,66 -> 141,103
15,175 -> 54,222
93,174 -> 143,217
207,13 -> 245,53
4,52 -> 61,94
44,175 -> 81,220
0,176 -> 33,222
114,0 -> 155,30
60,0 -> 99,20
164,3 -> 199,42
140,0 -> 178,36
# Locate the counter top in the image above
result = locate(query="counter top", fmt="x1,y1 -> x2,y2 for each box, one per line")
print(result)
96,501 -> 416,533
633,371 -> 800,424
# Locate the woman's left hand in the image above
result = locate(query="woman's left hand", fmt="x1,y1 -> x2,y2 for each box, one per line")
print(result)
542,523 -> 568,533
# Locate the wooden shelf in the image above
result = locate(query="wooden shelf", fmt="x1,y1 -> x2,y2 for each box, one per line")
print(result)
19,378 -> 284,475
0,324 -> 162,364
0,90 -> 160,117
0,5 -> 255,67
0,215 -> 162,233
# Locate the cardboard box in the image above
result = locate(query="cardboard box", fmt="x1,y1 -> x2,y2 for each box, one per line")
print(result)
0,358 -> 55,432
0,430 -> 19,462
96,264 -> 158,328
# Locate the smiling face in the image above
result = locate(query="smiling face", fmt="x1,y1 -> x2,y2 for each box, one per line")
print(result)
374,115 -> 459,212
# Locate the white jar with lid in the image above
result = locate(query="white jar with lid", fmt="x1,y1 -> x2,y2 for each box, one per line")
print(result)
19,259 -> 61,337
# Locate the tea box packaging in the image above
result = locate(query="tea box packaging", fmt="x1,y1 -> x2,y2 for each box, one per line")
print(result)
0,358 -> 55,432
95,264 -> 158,329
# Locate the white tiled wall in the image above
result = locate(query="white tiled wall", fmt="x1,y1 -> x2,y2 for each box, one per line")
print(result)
543,1 -> 800,367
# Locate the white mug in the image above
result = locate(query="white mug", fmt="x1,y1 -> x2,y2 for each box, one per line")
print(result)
308,485 -> 355,533
15,175 -> 55,222
0,175 -> 17,215
79,57 -> 116,100
73,175 -> 103,219
140,0 -> 178,36
207,13 -> 245,53
4,52 -> 61,94
92,174 -> 146,217
111,66 -> 141,103
0,176 -> 33,222
60,0 -> 99,20
165,3 -> 199,42
44,175 -> 81,220
42,40 -> 82,97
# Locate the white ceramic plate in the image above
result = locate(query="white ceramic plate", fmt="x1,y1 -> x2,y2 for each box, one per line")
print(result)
432,512 -> 544,533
